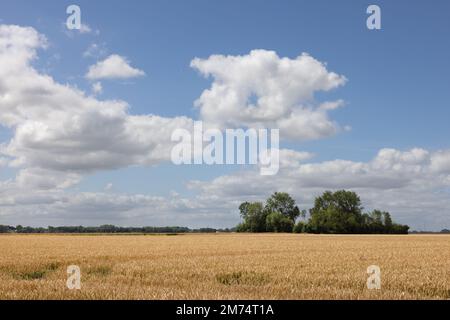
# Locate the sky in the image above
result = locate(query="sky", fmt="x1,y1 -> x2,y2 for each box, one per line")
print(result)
0,0 -> 449,230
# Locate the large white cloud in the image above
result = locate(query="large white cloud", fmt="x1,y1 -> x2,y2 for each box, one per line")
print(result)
86,54 -> 145,80
191,50 -> 347,140
0,24 -> 192,189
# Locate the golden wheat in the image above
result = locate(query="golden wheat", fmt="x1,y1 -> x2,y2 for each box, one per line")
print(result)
0,234 -> 449,299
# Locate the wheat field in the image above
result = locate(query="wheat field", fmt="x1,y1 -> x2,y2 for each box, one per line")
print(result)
0,233 -> 449,299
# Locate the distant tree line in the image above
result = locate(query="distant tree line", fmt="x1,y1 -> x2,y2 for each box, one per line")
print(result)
0,225 -> 233,234
410,229 -> 450,234
237,190 -> 410,234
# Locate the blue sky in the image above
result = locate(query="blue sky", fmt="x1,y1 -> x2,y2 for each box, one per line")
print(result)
0,0 -> 450,230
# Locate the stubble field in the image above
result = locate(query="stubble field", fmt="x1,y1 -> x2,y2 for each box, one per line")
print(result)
0,233 -> 449,299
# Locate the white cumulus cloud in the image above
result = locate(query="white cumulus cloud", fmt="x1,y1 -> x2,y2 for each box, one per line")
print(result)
191,50 -> 347,140
0,24 -> 191,189
86,54 -> 145,80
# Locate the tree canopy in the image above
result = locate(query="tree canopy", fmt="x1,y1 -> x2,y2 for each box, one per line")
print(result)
265,192 -> 304,223
237,192 -> 306,233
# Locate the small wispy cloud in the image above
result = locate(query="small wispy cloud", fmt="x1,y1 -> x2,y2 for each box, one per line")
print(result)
79,23 -> 92,34
91,82 -> 103,95
104,183 -> 113,191
83,43 -> 108,58
86,54 -> 145,80
62,22 -> 99,37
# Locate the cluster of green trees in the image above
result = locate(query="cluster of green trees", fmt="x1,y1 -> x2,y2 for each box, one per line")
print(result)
236,192 -> 305,232
237,190 -> 410,234
0,225 -> 232,234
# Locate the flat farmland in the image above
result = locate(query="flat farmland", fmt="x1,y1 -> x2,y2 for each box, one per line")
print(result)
0,234 -> 449,299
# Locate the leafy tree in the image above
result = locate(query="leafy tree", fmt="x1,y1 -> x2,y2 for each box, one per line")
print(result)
235,222 -> 249,232
363,210 -> 384,233
389,223 -> 409,234
0,225 -> 14,233
237,192 -> 302,232
383,211 -> 393,228
238,201 -> 268,232
239,202 -> 252,219
266,212 -> 294,233
293,221 -> 306,233
265,192 -> 304,223
308,190 -> 364,234
364,210 -> 408,234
